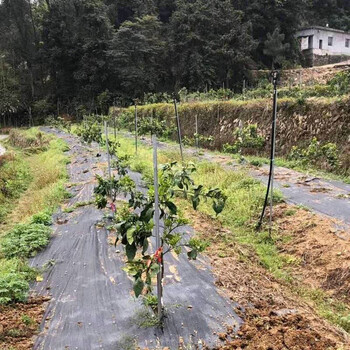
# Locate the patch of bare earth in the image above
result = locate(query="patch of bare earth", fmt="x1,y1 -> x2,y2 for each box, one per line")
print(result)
0,297 -> 48,350
274,204 -> 350,303
183,204 -> 350,349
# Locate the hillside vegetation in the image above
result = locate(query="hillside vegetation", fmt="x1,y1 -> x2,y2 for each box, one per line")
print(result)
2,0 -> 350,124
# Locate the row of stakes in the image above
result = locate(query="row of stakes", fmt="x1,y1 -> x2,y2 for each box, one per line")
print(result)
102,74 -> 279,319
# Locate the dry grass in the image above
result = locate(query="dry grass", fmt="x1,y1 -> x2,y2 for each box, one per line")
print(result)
2,133 -> 69,232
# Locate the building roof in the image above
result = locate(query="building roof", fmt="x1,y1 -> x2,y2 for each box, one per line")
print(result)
297,26 -> 350,35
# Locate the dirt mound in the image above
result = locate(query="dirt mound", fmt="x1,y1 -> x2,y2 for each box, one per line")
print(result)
276,204 -> 350,303
218,302 -> 337,350
0,296 -> 48,350
323,268 -> 350,301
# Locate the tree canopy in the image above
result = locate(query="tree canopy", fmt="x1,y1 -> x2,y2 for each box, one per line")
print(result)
0,0 -> 349,124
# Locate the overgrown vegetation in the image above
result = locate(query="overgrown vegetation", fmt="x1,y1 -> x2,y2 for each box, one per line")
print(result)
0,129 -> 69,305
223,124 -> 265,156
114,96 -> 350,180
289,137 -> 339,171
2,0 -> 350,124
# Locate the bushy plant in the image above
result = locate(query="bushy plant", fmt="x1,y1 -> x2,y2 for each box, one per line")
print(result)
289,137 -> 339,170
75,120 -> 102,144
95,160 -> 226,304
138,117 -> 176,139
0,258 -> 37,305
183,134 -> 214,148
1,223 -> 51,259
143,92 -> 172,104
223,124 -> 265,155
45,116 -> 72,133
0,273 -> 29,304
30,210 -> 52,226
328,71 -> 350,95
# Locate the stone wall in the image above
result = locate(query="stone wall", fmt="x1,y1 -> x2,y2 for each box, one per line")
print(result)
125,98 -> 350,170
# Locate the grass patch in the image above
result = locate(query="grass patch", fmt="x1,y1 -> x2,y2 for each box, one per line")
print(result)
63,200 -> 95,213
132,308 -> 161,328
115,134 -> 288,281
1,130 -> 69,232
0,128 -> 70,305
295,286 -> 350,333
0,153 -> 32,224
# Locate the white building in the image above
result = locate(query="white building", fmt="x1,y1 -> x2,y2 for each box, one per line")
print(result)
296,26 -> 350,67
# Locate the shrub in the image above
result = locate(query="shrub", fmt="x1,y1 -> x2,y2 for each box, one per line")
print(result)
328,70 -> 350,95
0,258 -> 37,305
223,124 -> 265,155
1,223 -> 51,259
289,137 -> 339,171
30,210 -> 52,226
0,273 -> 29,304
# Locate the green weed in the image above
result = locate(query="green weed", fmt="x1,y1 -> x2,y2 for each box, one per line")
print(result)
1,223 -> 51,259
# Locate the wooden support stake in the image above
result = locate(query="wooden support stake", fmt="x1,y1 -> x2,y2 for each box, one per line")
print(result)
135,103 -> 138,154
104,121 -> 112,197
152,134 -> 163,319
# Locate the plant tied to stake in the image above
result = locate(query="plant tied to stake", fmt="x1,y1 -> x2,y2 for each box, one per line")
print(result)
94,157 -> 227,307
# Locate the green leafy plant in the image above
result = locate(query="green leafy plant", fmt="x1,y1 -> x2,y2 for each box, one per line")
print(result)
138,117 -> 176,139
289,137 -> 339,170
1,223 -> 51,259
75,120 -> 102,144
223,124 -> 265,156
0,274 -> 28,304
183,134 -> 214,148
30,210 -> 52,226
21,314 -> 35,326
95,160 -> 226,307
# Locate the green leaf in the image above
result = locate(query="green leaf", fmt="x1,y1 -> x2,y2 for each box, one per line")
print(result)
133,278 -> 144,298
126,227 -> 135,245
213,199 -> 225,215
165,201 -> 177,215
149,263 -> 160,276
142,239 -> 149,255
192,196 -> 200,210
187,250 -> 198,260
126,244 -> 136,261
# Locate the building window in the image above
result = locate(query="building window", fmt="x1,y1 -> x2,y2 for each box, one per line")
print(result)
319,40 -> 323,49
328,37 -> 333,46
346,39 -> 350,48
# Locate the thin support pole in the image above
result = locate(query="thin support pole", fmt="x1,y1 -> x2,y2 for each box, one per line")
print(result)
174,98 -> 184,161
269,73 -> 278,234
195,114 -> 199,149
104,121 -> 112,196
256,71 -> 279,233
113,115 -> 117,140
152,134 -> 163,319
135,103 -> 138,154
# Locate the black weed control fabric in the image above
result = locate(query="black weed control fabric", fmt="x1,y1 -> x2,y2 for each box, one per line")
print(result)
30,128 -> 241,350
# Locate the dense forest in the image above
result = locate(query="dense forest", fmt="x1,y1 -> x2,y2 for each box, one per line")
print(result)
1,0 -> 350,124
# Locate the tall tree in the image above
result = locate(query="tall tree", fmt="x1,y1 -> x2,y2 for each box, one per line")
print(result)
109,15 -> 166,99
263,28 -> 290,69
170,0 -> 256,91
42,0 -> 113,108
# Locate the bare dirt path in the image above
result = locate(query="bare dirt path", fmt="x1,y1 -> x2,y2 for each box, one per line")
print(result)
30,128 -> 240,350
